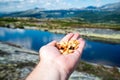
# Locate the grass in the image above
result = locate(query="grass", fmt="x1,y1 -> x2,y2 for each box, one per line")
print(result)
0,17 -> 120,30
76,61 -> 120,80
0,62 -> 36,80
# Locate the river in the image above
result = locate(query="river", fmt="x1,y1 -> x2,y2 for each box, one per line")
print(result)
0,27 -> 120,67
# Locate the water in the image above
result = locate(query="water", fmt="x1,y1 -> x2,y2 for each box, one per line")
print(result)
0,27 -> 120,67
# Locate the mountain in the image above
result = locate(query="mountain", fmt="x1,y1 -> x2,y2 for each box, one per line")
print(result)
0,7 -> 46,18
75,2 -> 120,23
0,2 -> 120,23
84,6 -> 98,10
100,2 -> 120,11
83,2 -> 120,12
0,12 -> 11,18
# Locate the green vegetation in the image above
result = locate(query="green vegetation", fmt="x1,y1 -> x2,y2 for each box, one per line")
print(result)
0,17 -> 120,30
76,61 -> 120,80
49,18 -> 120,30
0,17 -> 18,22
0,62 -> 36,80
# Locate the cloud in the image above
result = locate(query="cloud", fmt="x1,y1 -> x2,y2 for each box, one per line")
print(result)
56,0 -> 60,3
37,0 -> 72,10
0,0 -> 24,2
96,0 -> 101,7
0,0 -> 119,12
0,0 -> 38,12
0,0 -> 73,12
45,2 -> 52,7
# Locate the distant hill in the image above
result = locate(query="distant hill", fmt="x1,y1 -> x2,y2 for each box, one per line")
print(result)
98,2 -> 120,23
0,2 -> 120,23
83,6 -> 98,10
100,2 -> 120,12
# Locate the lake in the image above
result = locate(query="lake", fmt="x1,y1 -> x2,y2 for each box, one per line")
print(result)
0,27 -> 120,67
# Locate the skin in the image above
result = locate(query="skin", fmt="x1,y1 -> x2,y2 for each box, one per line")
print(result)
26,33 -> 85,80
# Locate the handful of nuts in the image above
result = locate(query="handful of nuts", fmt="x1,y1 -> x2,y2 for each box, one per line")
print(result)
56,40 -> 79,54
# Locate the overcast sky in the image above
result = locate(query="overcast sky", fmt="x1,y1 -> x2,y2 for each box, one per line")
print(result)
0,0 -> 120,12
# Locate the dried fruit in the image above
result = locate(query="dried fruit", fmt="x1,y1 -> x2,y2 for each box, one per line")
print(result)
56,40 -> 79,54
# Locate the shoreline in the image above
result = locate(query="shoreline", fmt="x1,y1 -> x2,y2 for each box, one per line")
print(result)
1,26 -> 120,44
12,26 -> 120,44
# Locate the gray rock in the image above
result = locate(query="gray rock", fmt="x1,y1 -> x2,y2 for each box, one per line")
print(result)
69,71 -> 102,80
0,42 -> 38,80
0,42 -> 39,64
76,28 -> 120,35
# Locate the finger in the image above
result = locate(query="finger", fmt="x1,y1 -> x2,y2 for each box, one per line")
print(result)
70,33 -> 80,40
68,38 -> 85,59
60,33 -> 74,42
47,40 -> 57,46
66,39 -> 85,64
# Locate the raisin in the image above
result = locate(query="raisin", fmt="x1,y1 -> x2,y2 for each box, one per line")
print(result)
69,46 -> 74,50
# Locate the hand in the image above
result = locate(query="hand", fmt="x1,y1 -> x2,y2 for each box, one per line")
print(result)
39,33 -> 85,78
26,33 -> 85,80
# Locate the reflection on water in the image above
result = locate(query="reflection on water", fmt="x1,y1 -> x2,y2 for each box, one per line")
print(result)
0,27 -> 120,67
82,40 -> 120,66
0,27 -> 64,51
8,37 -> 32,49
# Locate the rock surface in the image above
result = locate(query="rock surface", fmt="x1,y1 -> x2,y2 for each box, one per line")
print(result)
69,71 -> 101,80
0,42 -> 38,63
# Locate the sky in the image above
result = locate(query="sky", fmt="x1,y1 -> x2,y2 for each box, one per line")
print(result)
0,0 -> 120,12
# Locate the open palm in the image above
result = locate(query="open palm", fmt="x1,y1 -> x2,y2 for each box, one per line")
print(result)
39,33 -> 85,75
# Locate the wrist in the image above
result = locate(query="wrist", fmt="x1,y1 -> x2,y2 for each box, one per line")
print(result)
39,59 -> 69,80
